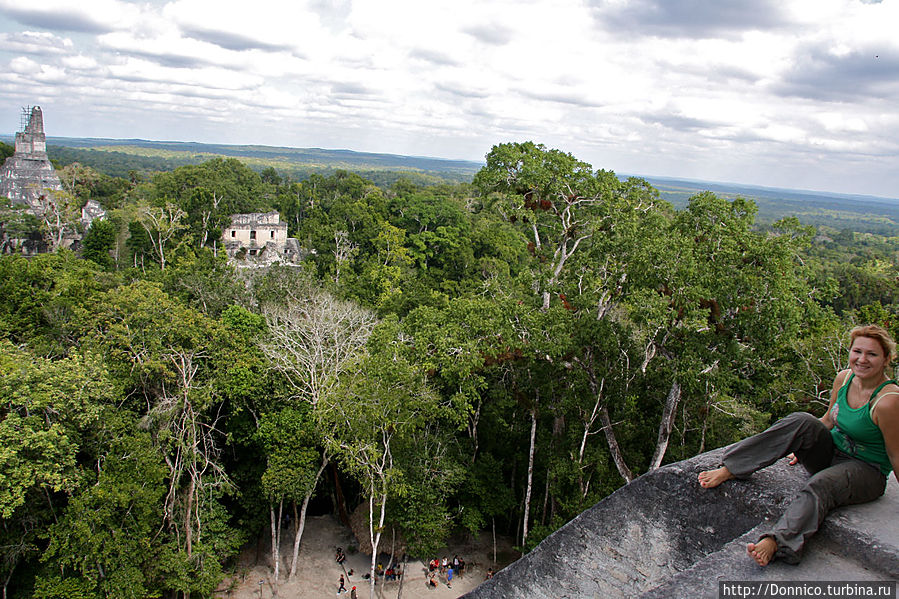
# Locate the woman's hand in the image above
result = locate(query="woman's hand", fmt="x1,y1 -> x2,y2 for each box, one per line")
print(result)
787,453 -> 799,466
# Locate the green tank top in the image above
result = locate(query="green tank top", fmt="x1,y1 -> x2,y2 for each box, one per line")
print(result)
830,373 -> 894,475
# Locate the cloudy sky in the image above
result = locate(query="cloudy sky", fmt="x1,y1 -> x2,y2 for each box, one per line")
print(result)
1,0 -> 898,198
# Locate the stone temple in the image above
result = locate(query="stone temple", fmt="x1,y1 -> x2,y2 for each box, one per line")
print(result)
0,106 -> 64,213
1,106 -> 105,254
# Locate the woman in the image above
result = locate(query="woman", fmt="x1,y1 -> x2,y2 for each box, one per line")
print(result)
698,325 -> 899,566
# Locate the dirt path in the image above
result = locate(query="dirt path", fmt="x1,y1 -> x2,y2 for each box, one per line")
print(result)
217,514 -> 519,599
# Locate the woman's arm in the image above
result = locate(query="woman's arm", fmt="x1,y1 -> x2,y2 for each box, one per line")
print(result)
872,392 -> 899,484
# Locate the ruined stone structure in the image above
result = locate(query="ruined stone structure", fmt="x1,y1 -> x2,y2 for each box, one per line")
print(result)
0,106 -> 107,254
0,106 -> 63,214
223,211 -> 301,263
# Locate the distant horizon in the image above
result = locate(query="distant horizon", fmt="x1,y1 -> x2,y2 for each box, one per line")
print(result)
7,132 -> 898,204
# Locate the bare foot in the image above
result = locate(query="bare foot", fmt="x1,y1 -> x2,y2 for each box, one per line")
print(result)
698,466 -> 734,488
747,537 -> 777,566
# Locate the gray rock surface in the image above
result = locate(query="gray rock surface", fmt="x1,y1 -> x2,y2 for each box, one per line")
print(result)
463,449 -> 898,599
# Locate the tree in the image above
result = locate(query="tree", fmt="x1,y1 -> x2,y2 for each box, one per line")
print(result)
152,158 -> 267,216
82,281 -> 240,594
139,203 -> 186,270
125,220 -> 152,270
38,189 -> 81,252
474,141 -> 613,310
37,427 -> 167,598
58,162 -> 100,202
0,251 -> 111,356
0,199 -> 41,254
81,218 -> 116,268
0,141 -> 13,162
181,187 -> 227,251
0,341 -> 116,598
257,407 -> 326,582
321,318 -> 441,599
256,282 -> 377,580
141,349 -> 232,562
162,249 -> 249,317
259,286 -> 378,408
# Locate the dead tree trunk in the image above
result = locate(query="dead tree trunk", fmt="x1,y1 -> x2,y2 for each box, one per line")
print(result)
288,453 -> 328,579
599,404 -> 633,483
648,380 -> 681,470
521,405 -> 538,546
270,501 -> 282,582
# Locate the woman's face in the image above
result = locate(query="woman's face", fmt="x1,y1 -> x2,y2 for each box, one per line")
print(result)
849,336 -> 888,380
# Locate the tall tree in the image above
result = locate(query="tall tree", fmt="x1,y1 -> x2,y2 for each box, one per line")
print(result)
257,281 -> 377,580
81,218 -> 116,268
474,141 -> 614,310
139,203 -> 186,271
321,318 -> 440,599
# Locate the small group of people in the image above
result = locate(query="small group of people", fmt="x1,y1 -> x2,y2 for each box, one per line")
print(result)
425,568 -> 453,590
427,554 -> 465,575
425,554 -> 465,589
375,562 -> 402,581
698,324 -> 899,567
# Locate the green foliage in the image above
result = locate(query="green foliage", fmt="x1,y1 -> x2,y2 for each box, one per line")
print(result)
0,198 -> 42,253
38,429 -> 166,598
84,280 -> 217,400
32,576 -> 96,599
81,218 -> 116,268
0,342 -> 120,596
257,406 -> 321,503
125,220 -> 153,269
0,141 -> 14,161
4,139 -> 897,592
152,158 -> 267,215
457,454 -> 515,535
0,252 -> 116,355
162,248 -> 249,316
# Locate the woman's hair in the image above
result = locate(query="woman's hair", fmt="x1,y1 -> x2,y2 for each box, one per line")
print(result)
850,324 -> 897,368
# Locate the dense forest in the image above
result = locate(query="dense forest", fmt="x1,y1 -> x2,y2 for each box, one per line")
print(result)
2,139 -> 899,598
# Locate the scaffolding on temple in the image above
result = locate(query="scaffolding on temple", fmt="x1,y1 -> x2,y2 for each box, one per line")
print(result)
19,106 -> 33,132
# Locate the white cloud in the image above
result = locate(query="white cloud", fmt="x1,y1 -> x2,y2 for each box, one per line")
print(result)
817,112 -> 869,134
0,0 -> 143,33
0,31 -> 73,55
60,54 -> 98,70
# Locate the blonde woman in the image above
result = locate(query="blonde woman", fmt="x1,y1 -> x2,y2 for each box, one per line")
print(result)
698,325 -> 899,566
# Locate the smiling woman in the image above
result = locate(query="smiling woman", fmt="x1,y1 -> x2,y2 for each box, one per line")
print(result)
698,324 -> 899,567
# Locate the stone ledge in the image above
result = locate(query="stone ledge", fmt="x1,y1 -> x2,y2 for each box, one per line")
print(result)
462,449 -> 898,599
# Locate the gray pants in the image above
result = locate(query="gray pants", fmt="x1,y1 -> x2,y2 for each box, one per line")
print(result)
722,412 -> 887,562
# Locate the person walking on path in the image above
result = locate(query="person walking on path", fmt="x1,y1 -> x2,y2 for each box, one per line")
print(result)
698,325 -> 899,566
447,566 -> 454,589
338,574 -> 346,594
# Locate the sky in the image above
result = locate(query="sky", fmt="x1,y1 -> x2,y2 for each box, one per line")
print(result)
1,0 -> 898,198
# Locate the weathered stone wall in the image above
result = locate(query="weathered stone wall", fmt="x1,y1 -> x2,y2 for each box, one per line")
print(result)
223,211 -> 289,256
